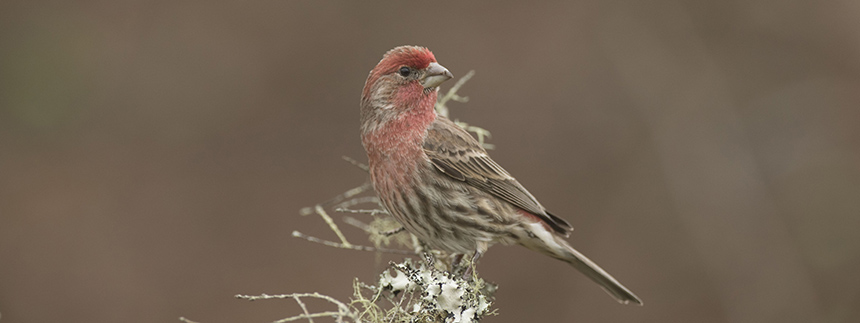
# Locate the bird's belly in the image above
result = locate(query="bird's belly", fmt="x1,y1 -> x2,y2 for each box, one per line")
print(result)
374,166 -> 519,254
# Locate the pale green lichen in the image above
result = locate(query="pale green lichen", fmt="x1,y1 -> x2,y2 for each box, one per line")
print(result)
359,258 -> 496,323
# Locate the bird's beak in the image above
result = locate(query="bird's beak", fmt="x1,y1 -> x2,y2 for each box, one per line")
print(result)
420,62 -> 453,89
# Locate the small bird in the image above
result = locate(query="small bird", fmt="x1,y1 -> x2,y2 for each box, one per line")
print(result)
360,45 -> 642,305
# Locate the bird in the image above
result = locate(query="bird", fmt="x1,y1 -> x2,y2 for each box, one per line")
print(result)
359,45 -> 642,305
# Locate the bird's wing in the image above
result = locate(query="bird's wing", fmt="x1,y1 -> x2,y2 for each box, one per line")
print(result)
423,116 -> 573,235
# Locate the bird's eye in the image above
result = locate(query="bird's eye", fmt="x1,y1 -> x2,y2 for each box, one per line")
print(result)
398,66 -> 411,77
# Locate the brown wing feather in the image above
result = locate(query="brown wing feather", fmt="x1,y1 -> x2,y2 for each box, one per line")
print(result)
424,116 -> 573,236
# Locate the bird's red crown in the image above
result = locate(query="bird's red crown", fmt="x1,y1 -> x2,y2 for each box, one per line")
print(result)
376,46 -> 436,74
363,46 -> 437,98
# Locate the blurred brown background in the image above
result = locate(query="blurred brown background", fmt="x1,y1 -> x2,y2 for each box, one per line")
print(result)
1,1 -> 858,322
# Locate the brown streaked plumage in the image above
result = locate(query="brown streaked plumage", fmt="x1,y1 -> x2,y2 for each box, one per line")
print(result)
360,45 -> 642,305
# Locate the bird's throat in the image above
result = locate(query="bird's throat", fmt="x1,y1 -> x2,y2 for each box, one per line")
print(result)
362,90 -> 437,183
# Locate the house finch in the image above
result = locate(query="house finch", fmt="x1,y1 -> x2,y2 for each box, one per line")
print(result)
360,45 -> 642,305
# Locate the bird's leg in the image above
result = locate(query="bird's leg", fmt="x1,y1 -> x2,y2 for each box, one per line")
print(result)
381,226 -> 405,236
462,241 -> 488,279
450,253 -> 467,276
462,250 -> 483,279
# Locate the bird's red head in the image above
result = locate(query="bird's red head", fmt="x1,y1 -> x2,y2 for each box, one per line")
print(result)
360,45 -> 452,141
362,46 -> 438,99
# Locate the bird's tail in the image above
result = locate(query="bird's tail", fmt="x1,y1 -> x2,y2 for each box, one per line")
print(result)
520,222 -> 642,305
558,240 -> 643,305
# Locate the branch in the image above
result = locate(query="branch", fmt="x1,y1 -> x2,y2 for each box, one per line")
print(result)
236,293 -> 355,323
291,231 -> 415,255
436,70 -> 475,118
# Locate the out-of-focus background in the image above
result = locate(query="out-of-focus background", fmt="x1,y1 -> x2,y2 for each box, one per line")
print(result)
2,1 -> 858,322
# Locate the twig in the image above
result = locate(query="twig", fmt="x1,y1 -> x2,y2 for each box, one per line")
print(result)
299,183 -> 374,215
455,122 -> 495,149
292,231 -> 415,255
334,207 -> 387,216
274,312 -> 345,323
237,292 -> 349,305
436,70 -> 475,118
381,227 -> 405,237
341,156 -> 369,172
291,294 -> 314,323
306,205 -> 353,247
334,196 -> 383,211
236,293 -> 355,323
342,216 -> 370,231
341,216 -> 405,237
